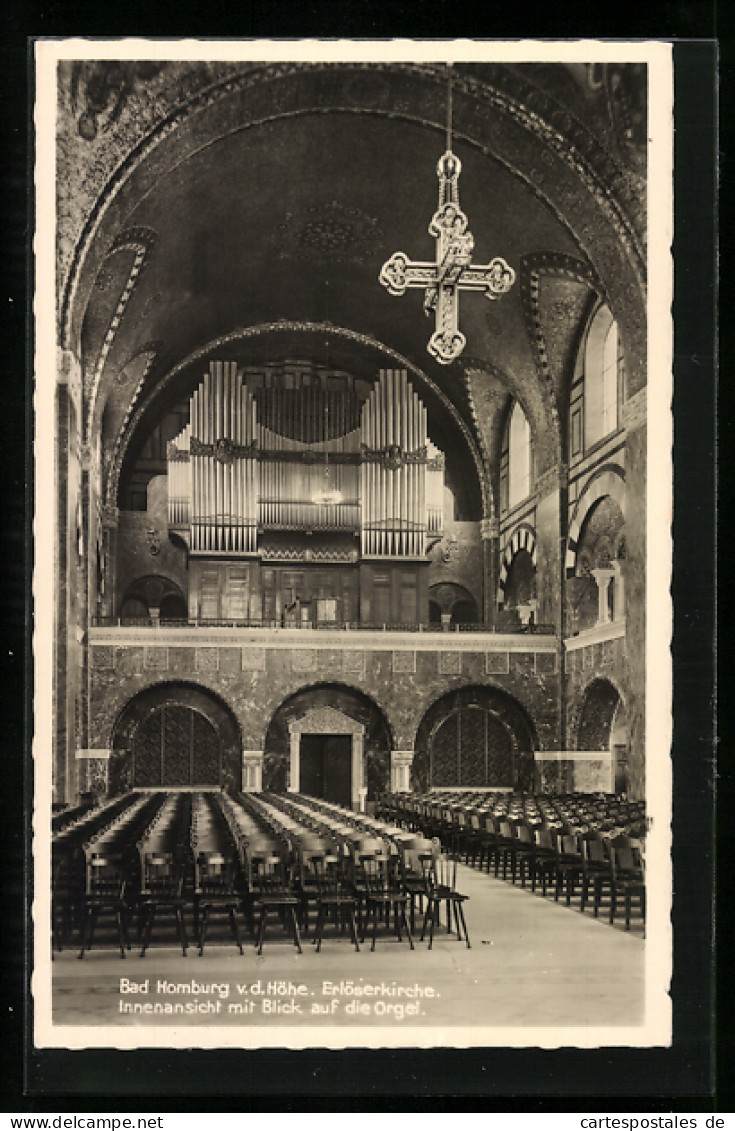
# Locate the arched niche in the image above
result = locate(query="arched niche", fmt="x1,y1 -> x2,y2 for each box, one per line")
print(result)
109,681 -> 242,793
263,683 -> 392,809
412,685 -> 536,793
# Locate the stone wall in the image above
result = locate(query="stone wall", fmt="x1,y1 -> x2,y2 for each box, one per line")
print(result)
88,638 -> 562,795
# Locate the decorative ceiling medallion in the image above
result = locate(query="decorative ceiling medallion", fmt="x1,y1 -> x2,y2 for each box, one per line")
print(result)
276,201 -> 384,263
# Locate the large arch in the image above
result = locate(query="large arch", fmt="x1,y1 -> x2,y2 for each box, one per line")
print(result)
565,465 -> 626,576
107,322 -> 492,521
263,682 -> 393,804
109,680 -> 242,793
61,63 -> 645,373
497,522 -> 537,606
412,684 -> 537,793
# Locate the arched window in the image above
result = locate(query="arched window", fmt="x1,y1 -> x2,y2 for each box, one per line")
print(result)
583,304 -> 621,448
501,401 -> 533,511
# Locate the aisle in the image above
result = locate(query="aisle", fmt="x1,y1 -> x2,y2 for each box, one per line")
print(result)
50,863 -> 644,1032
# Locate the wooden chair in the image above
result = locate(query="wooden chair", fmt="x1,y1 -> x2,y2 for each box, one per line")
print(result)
609,843 -> 645,930
580,835 -> 613,916
52,848 -> 85,954
419,853 -> 470,949
138,852 -> 188,958
554,834 -> 584,906
359,855 -> 414,951
77,853 -> 131,960
193,851 -> 243,956
510,823 -> 536,888
398,840 -> 435,932
530,828 -> 558,896
253,855 -> 303,955
313,855 -> 360,952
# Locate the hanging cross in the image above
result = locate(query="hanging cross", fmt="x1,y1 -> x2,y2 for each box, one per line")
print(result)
379,151 -> 515,364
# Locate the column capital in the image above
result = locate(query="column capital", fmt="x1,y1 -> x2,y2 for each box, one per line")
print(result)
480,517 -> 498,540
100,503 -> 120,529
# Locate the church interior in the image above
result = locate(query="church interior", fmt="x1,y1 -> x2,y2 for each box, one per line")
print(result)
48,56 -> 652,1033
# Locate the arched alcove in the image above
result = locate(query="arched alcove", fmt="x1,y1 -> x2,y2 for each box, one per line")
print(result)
412,685 -> 536,792
109,681 -> 242,793
263,683 -> 392,806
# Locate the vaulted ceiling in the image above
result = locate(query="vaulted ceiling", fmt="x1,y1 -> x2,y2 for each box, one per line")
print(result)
57,59 -> 647,517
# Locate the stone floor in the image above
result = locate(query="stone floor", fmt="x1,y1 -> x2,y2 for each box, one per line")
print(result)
48,863 -> 646,1040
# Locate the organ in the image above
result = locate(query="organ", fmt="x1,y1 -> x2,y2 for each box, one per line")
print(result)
166,362 -> 446,625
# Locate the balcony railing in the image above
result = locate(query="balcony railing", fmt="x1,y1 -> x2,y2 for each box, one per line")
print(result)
91,615 -> 555,634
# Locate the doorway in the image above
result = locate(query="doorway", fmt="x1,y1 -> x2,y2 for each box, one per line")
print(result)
299,733 -> 352,807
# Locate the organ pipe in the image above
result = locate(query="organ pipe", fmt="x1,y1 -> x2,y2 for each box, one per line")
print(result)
167,362 -> 445,558
359,368 -> 434,558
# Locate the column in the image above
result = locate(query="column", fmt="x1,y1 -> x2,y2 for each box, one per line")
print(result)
98,503 -> 119,622
352,730 -> 366,812
241,750 -> 264,792
612,560 -> 625,622
591,567 -> 616,625
480,516 -> 498,626
288,728 -> 300,793
390,750 -> 414,793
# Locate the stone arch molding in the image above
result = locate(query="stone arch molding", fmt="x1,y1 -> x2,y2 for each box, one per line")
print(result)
497,523 -> 537,605
63,62 -> 647,407
566,466 -> 626,575
105,321 -> 492,520
288,705 -> 366,811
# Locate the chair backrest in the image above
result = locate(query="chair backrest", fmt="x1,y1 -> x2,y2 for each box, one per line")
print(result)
612,844 -> 642,876
313,854 -> 346,896
254,855 -> 291,894
559,834 -> 580,856
583,837 -> 608,865
360,854 -> 391,895
142,852 -> 183,896
195,851 -> 237,893
535,828 -> 554,850
86,853 -> 126,898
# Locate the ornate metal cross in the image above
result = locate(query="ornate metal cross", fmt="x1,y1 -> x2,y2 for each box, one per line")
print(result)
379,150 -> 516,364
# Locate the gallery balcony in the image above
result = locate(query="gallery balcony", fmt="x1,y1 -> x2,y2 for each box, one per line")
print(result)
90,615 -> 556,639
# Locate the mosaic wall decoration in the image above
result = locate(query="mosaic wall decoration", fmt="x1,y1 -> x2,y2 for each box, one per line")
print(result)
485,652 -> 510,675
438,651 -> 462,675
144,646 -> 168,670
241,647 -> 266,671
392,651 -> 416,674
342,651 -> 367,678
291,650 -> 317,673
195,647 -> 219,672
91,645 -> 114,669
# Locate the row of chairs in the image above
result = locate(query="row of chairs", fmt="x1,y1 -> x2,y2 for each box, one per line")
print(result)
54,792 -> 168,955
381,795 -> 645,931
55,790 -> 472,957
382,790 -> 646,841
253,793 -> 471,951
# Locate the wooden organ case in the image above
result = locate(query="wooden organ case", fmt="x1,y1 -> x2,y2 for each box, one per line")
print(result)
167,362 -> 445,626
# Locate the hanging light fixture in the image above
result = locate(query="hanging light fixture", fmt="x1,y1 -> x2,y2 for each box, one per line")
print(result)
379,63 -> 516,364
313,394 -> 341,507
